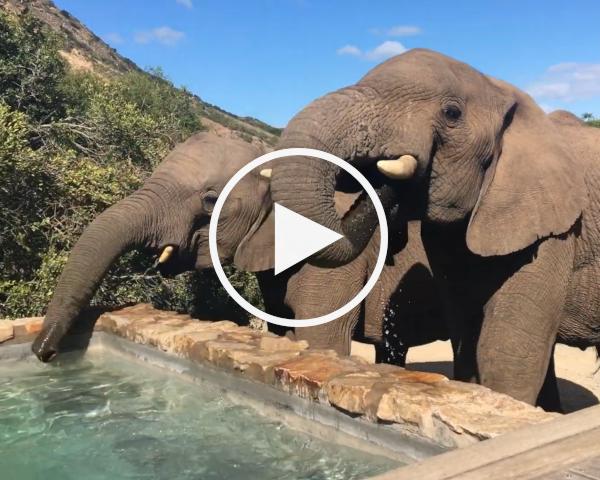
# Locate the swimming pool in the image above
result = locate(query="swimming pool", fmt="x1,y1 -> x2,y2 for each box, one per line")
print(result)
0,350 -> 399,480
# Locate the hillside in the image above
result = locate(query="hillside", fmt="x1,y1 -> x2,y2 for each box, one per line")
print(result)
0,5 -> 264,320
0,0 -> 281,146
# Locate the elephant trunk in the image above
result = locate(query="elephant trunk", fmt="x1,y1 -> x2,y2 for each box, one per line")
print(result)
271,89 -> 400,267
32,193 -> 151,362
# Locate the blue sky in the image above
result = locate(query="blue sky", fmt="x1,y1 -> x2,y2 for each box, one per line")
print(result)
55,0 -> 600,127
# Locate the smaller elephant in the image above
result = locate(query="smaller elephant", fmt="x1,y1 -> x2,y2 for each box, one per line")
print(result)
32,132 -> 274,361
33,131 -> 446,367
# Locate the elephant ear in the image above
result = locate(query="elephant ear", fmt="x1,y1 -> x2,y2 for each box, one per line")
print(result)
233,172 -> 275,272
234,207 -> 274,272
466,82 -> 587,256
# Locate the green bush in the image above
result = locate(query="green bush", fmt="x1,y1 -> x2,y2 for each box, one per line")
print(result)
0,12 -> 66,123
582,113 -> 600,128
0,10 -> 262,320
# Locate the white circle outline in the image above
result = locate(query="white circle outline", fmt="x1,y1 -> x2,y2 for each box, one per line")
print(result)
209,148 -> 388,328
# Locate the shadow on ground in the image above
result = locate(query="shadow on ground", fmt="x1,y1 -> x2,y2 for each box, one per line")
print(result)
406,361 -> 599,413
407,361 -> 453,377
558,378 -> 599,413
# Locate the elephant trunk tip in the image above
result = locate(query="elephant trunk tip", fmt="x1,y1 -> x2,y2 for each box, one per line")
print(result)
32,328 -> 59,363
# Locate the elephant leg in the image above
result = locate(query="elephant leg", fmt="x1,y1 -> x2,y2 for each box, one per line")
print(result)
285,261 -> 366,355
451,310 -> 482,383
255,271 -> 294,338
536,348 -> 563,412
477,237 -> 572,405
421,221 -> 481,383
294,307 -> 361,355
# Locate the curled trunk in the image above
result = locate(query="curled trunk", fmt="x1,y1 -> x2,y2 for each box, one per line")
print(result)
271,88 -> 399,266
32,194 -> 149,362
271,154 -> 397,266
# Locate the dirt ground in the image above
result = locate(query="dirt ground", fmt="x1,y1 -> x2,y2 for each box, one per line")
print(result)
405,341 -> 600,413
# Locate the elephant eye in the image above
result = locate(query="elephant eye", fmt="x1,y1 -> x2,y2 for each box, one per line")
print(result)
443,105 -> 462,121
202,191 -> 218,213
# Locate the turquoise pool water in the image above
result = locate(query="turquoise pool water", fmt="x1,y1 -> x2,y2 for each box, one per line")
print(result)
0,351 -> 399,479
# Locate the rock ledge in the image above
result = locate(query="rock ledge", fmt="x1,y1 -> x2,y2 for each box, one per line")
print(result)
2,304 -> 558,448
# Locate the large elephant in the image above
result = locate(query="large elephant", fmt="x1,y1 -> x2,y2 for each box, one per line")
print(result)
32,131 -> 444,365
270,48 -> 600,409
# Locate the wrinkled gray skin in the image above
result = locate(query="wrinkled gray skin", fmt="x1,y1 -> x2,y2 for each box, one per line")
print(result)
271,48 -> 600,410
32,132 -> 274,362
32,131 -> 445,365
287,219 -> 445,364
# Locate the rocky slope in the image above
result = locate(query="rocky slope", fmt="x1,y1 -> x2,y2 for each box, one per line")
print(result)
0,0 -> 280,145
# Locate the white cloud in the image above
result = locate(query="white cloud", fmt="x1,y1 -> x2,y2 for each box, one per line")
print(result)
104,32 -> 124,45
134,27 -> 185,46
336,45 -> 362,57
387,25 -> 421,36
176,0 -> 193,8
365,41 -> 407,60
528,62 -> 600,102
370,25 -> 422,37
338,41 -> 407,61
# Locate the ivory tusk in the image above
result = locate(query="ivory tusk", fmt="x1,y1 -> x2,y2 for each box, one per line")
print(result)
259,168 -> 272,179
376,155 -> 418,180
158,246 -> 174,264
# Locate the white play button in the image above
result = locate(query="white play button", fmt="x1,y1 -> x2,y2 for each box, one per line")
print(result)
274,203 -> 344,275
209,148 -> 388,328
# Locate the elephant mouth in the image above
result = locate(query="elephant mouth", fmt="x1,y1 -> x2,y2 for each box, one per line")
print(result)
154,226 -> 210,277
332,153 -> 427,231
335,153 -> 420,190
154,245 -> 194,277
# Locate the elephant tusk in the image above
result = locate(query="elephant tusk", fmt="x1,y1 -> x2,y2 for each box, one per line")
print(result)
259,168 -> 272,179
158,246 -> 174,264
376,155 -> 418,180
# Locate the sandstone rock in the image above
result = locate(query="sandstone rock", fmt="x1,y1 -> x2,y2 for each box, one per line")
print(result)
259,335 -> 308,352
107,304 -> 158,323
96,311 -> 138,334
119,303 -> 154,314
156,317 -> 190,327
243,350 -> 303,383
221,328 -> 263,345
191,320 -> 239,332
147,323 -> 223,354
0,320 -> 14,343
273,353 -> 362,401
189,340 -> 254,365
212,348 -> 303,382
325,366 -> 447,420
12,317 -> 43,336
127,322 -> 176,346
371,363 -> 449,384
325,371 -> 383,415
376,380 -> 557,448
301,348 -> 339,358
168,330 -> 221,355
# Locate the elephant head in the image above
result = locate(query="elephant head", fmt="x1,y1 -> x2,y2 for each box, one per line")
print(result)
270,48 -> 587,265
32,132 -> 273,362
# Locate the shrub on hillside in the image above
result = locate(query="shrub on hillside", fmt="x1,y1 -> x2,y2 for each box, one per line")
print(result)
0,10 -> 261,320
583,113 -> 600,128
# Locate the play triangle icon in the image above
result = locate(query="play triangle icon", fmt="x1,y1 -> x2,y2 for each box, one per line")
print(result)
274,203 -> 344,275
